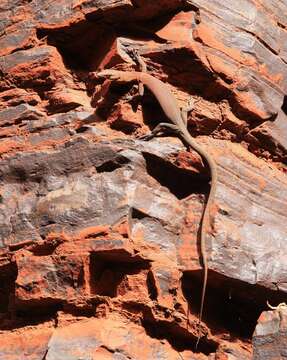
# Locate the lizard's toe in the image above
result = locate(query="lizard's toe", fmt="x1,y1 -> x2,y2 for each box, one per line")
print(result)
137,133 -> 152,141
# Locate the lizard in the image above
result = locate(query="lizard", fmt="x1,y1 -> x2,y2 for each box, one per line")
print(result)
94,52 -> 217,346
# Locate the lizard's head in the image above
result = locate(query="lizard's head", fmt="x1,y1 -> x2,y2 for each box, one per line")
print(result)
96,70 -> 123,81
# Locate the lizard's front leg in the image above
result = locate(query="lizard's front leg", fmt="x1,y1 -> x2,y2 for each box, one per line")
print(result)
128,49 -> 147,97
180,98 -> 195,127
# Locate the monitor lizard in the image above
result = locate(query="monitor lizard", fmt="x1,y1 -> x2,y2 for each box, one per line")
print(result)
94,52 -> 217,346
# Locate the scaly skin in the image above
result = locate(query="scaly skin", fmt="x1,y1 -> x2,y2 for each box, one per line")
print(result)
96,68 -> 217,345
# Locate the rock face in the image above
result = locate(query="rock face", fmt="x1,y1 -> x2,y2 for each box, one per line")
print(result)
253,306 -> 287,359
0,0 -> 286,359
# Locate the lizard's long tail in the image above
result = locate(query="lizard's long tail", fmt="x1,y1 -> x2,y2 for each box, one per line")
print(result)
180,129 -> 217,348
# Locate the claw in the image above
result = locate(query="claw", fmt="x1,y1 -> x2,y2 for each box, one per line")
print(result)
187,98 -> 195,109
137,133 -> 153,141
97,70 -> 122,81
127,48 -> 139,61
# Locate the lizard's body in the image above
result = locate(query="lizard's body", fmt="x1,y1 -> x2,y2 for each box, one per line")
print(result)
96,67 -> 217,344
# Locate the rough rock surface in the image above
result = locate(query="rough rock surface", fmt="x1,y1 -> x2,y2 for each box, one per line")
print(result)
253,306 -> 287,359
0,0 -> 287,359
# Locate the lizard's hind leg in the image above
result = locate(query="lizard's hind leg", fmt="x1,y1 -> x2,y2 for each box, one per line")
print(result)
139,123 -> 180,140
180,98 -> 195,127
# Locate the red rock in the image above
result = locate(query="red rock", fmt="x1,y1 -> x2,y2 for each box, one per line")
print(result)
0,323 -> 53,360
247,109 -> 287,163
46,86 -> 91,113
0,46 -> 66,90
0,0 -> 286,358
0,104 -> 45,126
0,89 -> 41,110
107,102 -> 146,133
253,307 -> 287,359
0,26 -> 37,57
42,314 -> 199,359
15,251 -> 87,307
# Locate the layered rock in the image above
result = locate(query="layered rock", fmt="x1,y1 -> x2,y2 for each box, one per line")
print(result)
0,0 -> 286,359
253,306 -> 287,359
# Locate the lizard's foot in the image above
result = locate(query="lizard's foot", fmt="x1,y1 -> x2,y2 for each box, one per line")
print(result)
137,132 -> 154,141
186,97 -> 195,111
137,123 -> 180,142
97,70 -> 122,81
127,48 -> 139,61
123,94 -> 133,102
180,97 -> 195,127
